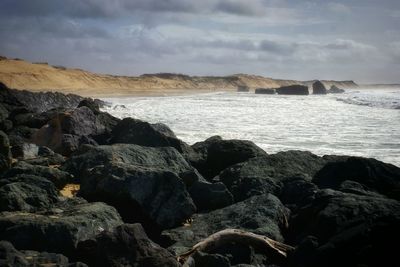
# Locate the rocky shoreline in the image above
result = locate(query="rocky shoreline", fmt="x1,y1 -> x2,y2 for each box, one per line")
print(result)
1,82 -> 399,267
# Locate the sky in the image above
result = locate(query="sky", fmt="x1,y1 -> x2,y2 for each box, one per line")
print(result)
0,0 -> 399,83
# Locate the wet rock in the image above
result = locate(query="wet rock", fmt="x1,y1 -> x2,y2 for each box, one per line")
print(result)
188,181 -> 233,211
276,85 -> 309,95
218,151 -> 326,202
0,174 -> 59,212
0,131 -> 12,173
0,241 -> 87,267
288,190 -> 400,267
62,143 -> 195,183
312,81 -> 327,95
110,118 -> 194,159
0,201 -> 123,257
77,223 -> 179,267
313,156 -> 400,200
77,98 -> 101,114
4,161 -> 73,189
255,88 -> 276,94
191,136 -> 267,180
327,85 -> 345,94
162,194 -> 289,255
79,162 -> 196,233
8,126 -> 38,158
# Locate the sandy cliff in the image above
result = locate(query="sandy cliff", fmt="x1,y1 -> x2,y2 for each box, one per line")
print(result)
0,57 -> 358,97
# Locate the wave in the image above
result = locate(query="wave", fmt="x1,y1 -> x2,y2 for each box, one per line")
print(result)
336,90 -> 400,110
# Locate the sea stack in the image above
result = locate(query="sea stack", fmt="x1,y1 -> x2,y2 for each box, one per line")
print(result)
312,81 -> 327,94
276,85 -> 309,95
255,88 -> 276,94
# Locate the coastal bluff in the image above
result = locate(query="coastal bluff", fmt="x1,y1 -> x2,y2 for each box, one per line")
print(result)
0,56 -> 358,97
1,82 -> 399,267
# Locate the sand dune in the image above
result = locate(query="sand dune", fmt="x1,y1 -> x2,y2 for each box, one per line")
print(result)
0,56 -> 358,97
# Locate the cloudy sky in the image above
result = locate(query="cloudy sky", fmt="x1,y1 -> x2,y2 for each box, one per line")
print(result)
0,0 -> 399,83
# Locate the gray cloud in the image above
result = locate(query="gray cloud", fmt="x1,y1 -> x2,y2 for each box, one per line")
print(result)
0,0 -> 399,83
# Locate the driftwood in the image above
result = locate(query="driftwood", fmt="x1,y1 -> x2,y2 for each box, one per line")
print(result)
178,229 -> 295,265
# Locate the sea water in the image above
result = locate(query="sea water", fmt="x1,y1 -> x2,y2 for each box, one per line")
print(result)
102,89 -> 400,167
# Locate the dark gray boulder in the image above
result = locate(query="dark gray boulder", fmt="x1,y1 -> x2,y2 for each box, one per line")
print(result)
312,81 -> 327,95
77,223 -> 180,267
255,88 -> 276,94
0,174 -> 59,212
218,151 -> 326,202
276,85 -> 309,95
32,107 -> 106,155
78,162 -> 196,233
62,143 -> 194,182
162,194 -> 289,255
279,176 -> 318,212
0,200 -> 123,257
110,118 -> 194,160
313,156 -> 400,200
0,131 -> 12,173
327,85 -> 345,94
191,136 -> 267,180
0,240 -> 88,267
77,98 -> 101,114
188,181 -> 233,211
4,161 -> 73,189
288,189 -> 400,267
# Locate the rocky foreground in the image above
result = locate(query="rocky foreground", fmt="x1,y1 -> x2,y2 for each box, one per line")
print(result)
0,82 -> 399,267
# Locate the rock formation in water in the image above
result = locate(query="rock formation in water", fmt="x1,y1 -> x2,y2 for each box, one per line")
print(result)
327,85 -> 345,94
255,88 -> 276,94
1,82 -> 399,267
276,85 -> 309,95
312,81 -> 327,95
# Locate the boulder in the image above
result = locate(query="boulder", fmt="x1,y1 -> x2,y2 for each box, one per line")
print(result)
162,194 -> 289,255
279,176 -> 318,212
0,131 -> 12,173
0,200 -> 123,257
62,143 -> 195,183
327,85 -> 345,94
77,223 -> 179,267
313,156 -> 400,200
21,146 -> 65,167
255,88 -> 276,94
77,98 -> 101,114
312,81 -> 327,95
191,136 -> 267,180
276,85 -> 309,95
0,174 -> 60,212
218,151 -> 326,202
78,162 -> 196,233
7,126 -> 38,158
288,189 -> 400,267
4,161 -> 73,189
110,118 -> 194,160
188,181 -> 233,211
0,241 -> 88,267
32,107 -> 106,155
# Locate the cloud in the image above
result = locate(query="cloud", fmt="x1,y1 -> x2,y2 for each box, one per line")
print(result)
327,3 -> 352,15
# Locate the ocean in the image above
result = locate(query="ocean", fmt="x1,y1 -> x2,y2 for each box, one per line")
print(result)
102,89 -> 400,167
